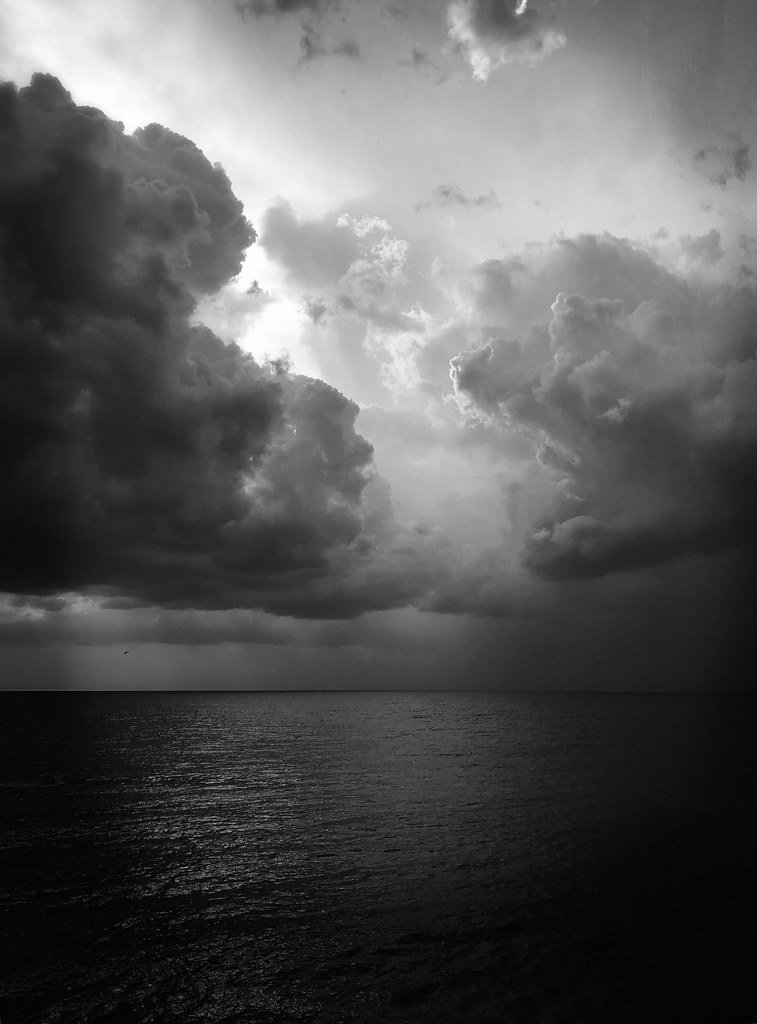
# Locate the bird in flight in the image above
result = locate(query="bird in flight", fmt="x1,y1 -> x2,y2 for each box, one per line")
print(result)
123,651 -> 130,655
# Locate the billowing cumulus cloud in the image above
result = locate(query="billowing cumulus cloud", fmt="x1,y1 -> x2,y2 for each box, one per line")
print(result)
462,236 -> 692,331
448,0 -> 566,80
0,74 -> 429,616
451,233 -> 757,580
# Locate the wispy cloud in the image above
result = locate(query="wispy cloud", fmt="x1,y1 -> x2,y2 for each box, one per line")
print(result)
693,134 -> 752,189
415,183 -> 501,212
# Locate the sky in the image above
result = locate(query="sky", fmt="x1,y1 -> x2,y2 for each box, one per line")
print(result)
1,0 -> 756,690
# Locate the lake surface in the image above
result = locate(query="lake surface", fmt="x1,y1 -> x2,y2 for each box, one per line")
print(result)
1,691 -> 756,1023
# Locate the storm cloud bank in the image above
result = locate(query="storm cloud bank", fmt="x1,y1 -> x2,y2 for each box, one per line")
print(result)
0,74 -> 420,615
3,73 -> 756,648
451,233 -> 757,580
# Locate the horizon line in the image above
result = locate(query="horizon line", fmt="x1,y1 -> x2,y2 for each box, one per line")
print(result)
1,688 -> 754,696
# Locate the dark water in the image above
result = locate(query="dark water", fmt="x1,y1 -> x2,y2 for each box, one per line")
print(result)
1,692 -> 756,1024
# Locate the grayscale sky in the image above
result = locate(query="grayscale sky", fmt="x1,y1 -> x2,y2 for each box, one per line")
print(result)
1,0 -> 756,689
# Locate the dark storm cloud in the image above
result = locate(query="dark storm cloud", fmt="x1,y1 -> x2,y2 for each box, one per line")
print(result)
0,597 -> 445,651
415,184 -> 501,212
451,233 -> 757,580
448,0 -> 565,79
0,74 -> 421,616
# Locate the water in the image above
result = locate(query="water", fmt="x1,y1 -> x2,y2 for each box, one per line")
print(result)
1,691 -> 755,1023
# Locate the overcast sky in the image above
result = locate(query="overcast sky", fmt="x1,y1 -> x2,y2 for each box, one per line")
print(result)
1,0 -> 756,690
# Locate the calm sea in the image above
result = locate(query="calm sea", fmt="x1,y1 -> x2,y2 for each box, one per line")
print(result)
1,692 -> 755,1023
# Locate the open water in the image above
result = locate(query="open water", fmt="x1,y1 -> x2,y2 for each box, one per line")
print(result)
1,691 -> 756,1023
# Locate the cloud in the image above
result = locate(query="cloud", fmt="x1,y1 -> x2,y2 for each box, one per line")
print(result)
467,256 -> 526,320
0,594 -> 459,652
679,228 -> 723,267
272,207 -> 440,401
399,46 -> 449,84
415,184 -> 501,212
261,202 -> 421,332
693,134 -> 752,189
0,74 -> 428,616
405,46 -> 432,70
235,0 -> 355,65
303,297 -> 329,324
451,233 -> 757,580
299,25 -> 360,62
459,234 -> 696,338
335,233 -> 414,328
259,200 -> 361,288
447,0 -> 566,80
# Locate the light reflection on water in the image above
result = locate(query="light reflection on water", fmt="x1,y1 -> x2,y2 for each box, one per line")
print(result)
1,691 -> 756,1023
